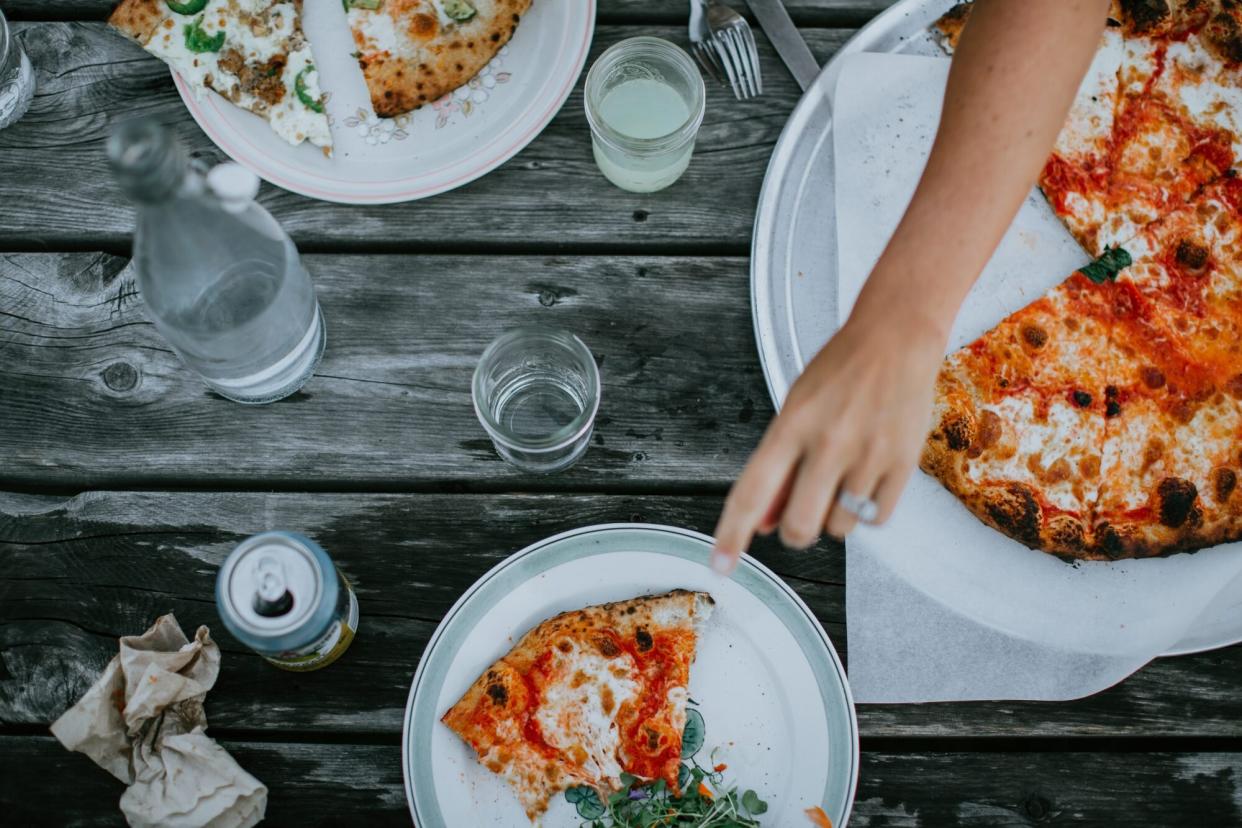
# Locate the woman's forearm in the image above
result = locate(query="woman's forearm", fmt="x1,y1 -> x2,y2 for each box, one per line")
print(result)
851,0 -> 1111,340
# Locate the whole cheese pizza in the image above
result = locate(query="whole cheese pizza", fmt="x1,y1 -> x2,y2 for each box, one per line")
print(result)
345,0 -> 532,117
441,590 -> 713,820
928,1 -> 1242,560
109,0 -> 332,152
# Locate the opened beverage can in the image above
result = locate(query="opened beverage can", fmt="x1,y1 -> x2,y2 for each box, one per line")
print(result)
216,531 -> 358,671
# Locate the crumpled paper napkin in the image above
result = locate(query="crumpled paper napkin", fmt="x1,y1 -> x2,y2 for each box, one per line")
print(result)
50,613 -> 267,828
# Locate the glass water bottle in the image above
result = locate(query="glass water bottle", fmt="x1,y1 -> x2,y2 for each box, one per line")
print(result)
107,118 -> 325,404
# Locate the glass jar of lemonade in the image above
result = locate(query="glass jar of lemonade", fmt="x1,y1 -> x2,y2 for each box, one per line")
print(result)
585,37 -> 706,193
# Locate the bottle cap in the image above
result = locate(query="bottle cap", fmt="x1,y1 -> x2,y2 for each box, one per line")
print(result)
207,163 -> 260,213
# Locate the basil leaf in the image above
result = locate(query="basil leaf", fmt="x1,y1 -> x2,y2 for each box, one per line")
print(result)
681,707 -> 705,758
166,0 -> 208,14
184,16 -> 224,53
1078,244 -> 1132,284
742,789 -> 769,815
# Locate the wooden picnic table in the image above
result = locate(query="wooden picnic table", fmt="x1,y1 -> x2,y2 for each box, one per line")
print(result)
2,1 -> 1240,825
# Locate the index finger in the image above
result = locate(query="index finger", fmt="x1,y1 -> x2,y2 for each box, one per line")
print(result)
712,436 -> 800,574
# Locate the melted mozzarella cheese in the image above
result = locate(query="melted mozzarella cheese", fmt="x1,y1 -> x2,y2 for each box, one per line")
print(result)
534,645 -> 639,788
348,7 -> 399,53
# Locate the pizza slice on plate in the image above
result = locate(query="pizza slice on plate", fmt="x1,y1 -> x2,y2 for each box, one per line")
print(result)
441,590 -> 714,821
344,0 -> 531,117
1093,177 -> 1242,557
109,0 -> 331,152
921,271 -> 1114,557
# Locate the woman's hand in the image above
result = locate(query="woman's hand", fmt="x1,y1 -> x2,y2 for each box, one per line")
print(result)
711,303 -> 946,572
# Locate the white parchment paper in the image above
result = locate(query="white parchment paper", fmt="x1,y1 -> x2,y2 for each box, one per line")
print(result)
833,52 -> 1242,702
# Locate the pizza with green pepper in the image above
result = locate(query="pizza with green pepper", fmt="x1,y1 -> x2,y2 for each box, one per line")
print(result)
109,0 -> 331,152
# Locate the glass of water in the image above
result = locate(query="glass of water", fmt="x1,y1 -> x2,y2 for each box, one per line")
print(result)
0,9 -> 35,130
584,37 -> 706,193
472,328 -> 601,473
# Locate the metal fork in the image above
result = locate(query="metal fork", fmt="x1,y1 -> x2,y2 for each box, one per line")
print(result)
706,1 -> 763,100
689,0 -> 724,85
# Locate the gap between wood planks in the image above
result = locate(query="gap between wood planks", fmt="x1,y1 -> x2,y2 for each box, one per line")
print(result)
4,720 -> 1240,755
0,0 -> 894,29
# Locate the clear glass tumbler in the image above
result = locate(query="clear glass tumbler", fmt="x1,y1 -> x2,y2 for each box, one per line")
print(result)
584,36 -> 706,193
472,328 -> 601,473
0,9 -> 35,130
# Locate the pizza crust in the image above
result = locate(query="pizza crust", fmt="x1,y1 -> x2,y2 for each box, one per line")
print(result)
349,0 -> 533,117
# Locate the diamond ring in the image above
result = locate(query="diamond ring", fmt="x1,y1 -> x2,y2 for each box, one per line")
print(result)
835,490 -> 879,523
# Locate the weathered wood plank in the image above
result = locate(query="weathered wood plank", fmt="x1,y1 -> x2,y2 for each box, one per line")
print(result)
5,735 -> 1241,827
0,22 -> 851,250
3,0 -> 898,27
4,490 -> 1241,740
0,251 -> 771,488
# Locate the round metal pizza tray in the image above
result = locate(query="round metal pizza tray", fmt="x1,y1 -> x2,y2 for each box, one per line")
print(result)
749,0 -> 1242,656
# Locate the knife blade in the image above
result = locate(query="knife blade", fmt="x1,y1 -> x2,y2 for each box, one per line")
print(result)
745,0 -> 820,91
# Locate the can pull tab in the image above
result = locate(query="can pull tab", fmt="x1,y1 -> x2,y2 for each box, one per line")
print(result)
253,554 -> 294,617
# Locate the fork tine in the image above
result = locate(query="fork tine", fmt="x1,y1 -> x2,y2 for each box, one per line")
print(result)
721,29 -> 753,99
711,33 -> 745,100
741,24 -> 762,95
693,42 -> 723,85
701,39 -> 726,79
731,28 -> 760,98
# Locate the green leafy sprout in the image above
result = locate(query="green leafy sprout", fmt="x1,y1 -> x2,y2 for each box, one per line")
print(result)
565,704 -> 768,827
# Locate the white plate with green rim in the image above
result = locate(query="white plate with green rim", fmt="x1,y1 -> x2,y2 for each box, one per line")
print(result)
402,524 -> 858,827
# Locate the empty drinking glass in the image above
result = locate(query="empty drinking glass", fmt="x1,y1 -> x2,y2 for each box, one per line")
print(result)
0,9 -> 35,130
472,328 -> 601,473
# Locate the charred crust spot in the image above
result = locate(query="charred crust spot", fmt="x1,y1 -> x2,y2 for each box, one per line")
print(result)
491,32 -> 501,41
985,483 -> 1042,545
1096,522 -> 1127,560
1213,467 -> 1237,502
1046,515 -> 1086,551
940,410 -> 974,452
594,634 -> 620,658
1175,238 -> 1210,270
1106,400 -> 1122,418
1105,384 -> 1119,399
486,683 -> 508,706
556,640 -> 572,653
635,627 -> 653,652
645,727 -> 660,751
1117,0 -> 1171,35
1157,477 -> 1198,527
1141,366 -> 1166,389
1020,323 -> 1049,349
1072,389 -> 1093,408
1207,11 -> 1242,63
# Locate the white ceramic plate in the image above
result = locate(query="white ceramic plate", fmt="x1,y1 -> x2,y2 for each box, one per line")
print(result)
173,0 -> 596,203
402,524 -> 858,827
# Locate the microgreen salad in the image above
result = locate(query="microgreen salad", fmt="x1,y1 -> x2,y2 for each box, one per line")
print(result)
564,708 -> 771,828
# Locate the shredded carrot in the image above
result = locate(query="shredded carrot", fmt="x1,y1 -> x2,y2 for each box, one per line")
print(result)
805,805 -> 833,828
713,763 -> 728,772
697,782 -> 714,799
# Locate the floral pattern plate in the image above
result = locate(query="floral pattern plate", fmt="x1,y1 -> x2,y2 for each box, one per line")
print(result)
172,0 -> 595,203
401,524 -> 859,827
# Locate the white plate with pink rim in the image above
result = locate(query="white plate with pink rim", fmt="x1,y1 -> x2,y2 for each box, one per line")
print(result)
402,524 -> 859,828
172,0 -> 596,203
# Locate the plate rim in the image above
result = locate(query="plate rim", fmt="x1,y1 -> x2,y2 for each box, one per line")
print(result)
400,522 -> 860,827
748,0 -> 1242,657
173,0 -> 597,204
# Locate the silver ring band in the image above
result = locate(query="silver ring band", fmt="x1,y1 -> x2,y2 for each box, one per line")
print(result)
836,490 -> 879,523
